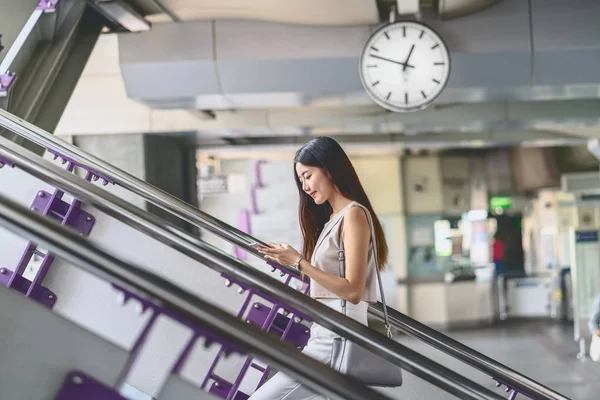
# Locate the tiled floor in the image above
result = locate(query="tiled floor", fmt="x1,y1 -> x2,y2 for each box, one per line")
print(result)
379,320 -> 600,399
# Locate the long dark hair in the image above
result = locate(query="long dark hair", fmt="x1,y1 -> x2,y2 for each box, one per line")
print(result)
294,137 -> 388,270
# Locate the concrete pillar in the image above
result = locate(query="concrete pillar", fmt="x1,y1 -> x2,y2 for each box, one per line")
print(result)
143,135 -> 199,235
74,134 -> 198,235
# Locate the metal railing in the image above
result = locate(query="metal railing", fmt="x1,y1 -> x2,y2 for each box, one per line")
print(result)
0,193 -> 389,400
0,108 -> 569,400
369,303 -> 568,400
0,122 -> 504,400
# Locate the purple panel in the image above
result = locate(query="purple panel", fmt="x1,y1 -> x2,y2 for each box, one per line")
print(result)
235,392 -> 250,399
36,0 -> 60,11
264,260 -> 310,287
200,288 -> 257,392
246,302 -> 310,348
111,284 -> 245,354
220,273 -> 313,322
7,191 -> 96,304
55,371 -> 126,400
0,267 -> 56,308
250,184 -> 258,215
492,378 -> 532,400
6,243 -> 36,288
0,154 -> 14,168
32,191 -> 95,235
250,362 -> 266,373
47,149 -> 114,185
254,161 -> 265,188
0,72 -> 16,96
200,274 -> 312,398
25,253 -> 56,298
209,377 -> 249,400
209,377 -> 233,398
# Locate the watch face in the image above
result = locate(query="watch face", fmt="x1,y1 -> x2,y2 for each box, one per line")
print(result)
359,21 -> 451,112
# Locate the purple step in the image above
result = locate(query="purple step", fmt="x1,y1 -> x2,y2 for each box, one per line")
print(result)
246,302 -> 310,349
55,371 -> 126,400
209,376 -> 249,400
48,149 -> 115,185
111,284 -> 246,354
250,362 -> 266,373
220,273 -> 313,322
31,191 -> 95,236
0,267 -> 56,308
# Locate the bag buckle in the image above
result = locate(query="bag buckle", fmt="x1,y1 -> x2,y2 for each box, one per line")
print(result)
337,250 -> 345,261
386,324 -> 393,339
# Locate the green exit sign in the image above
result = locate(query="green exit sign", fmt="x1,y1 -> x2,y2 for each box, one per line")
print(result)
490,196 -> 512,210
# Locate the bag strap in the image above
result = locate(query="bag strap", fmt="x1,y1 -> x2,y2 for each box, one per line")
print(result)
338,207 -> 393,339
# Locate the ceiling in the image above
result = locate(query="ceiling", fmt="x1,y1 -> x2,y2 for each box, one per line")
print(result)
142,0 -> 381,25
75,0 -> 600,150
126,0 -> 499,24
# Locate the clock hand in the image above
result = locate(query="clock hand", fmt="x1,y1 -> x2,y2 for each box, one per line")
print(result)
370,54 -> 414,69
402,45 -> 415,71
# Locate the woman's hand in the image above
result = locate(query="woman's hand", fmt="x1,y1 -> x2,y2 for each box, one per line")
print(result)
257,242 -> 301,266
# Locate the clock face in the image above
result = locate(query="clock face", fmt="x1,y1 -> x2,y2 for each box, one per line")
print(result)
359,21 -> 451,112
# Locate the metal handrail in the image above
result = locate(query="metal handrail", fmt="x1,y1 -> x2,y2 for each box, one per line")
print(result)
370,303 -> 570,400
0,132 -> 504,400
0,110 -> 293,273
0,194 -> 389,400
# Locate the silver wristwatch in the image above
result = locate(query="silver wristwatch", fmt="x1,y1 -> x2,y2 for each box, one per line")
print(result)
293,254 -> 304,269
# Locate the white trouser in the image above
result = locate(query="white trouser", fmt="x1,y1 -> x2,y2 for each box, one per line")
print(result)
248,299 -> 369,400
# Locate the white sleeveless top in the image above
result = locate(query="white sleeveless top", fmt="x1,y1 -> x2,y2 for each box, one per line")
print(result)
309,201 -> 378,302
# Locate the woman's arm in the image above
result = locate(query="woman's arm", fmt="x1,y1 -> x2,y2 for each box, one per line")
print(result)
300,207 -> 371,304
258,207 -> 371,304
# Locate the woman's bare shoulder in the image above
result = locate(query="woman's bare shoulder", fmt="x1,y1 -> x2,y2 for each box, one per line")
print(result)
344,206 -> 369,229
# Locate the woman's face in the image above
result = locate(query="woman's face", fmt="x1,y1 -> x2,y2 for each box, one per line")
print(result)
295,162 -> 337,205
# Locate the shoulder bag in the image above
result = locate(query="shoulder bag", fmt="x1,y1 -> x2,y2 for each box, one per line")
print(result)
330,215 -> 403,387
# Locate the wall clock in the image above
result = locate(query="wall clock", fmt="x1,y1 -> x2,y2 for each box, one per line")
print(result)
359,21 -> 451,112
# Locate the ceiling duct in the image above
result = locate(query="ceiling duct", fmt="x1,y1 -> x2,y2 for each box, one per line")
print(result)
554,145 -> 599,173
143,0 -> 379,25
118,0 -> 600,111
561,171 -> 600,193
438,0 -> 502,19
510,146 -> 561,193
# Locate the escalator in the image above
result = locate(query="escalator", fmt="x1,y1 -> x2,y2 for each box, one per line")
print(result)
0,108 -> 571,400
0,192 -> 382,400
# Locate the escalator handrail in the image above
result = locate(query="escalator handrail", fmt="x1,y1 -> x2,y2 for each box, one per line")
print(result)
0,193 -> 390,400
0,109 -> 566,400
0,109 -> 299,276
369,302 -> 569,400
0,133 -> 505,400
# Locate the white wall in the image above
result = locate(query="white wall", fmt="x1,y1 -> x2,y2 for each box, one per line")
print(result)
352,155 -> 407,312
199,155 -> 408,311
199,158 -> 303,278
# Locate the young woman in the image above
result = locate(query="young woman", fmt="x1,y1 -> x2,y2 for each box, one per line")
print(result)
249,136 -> 388,400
